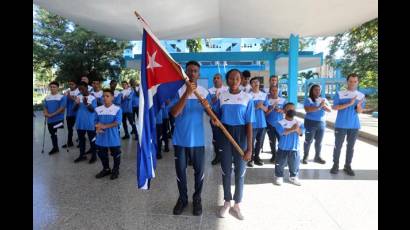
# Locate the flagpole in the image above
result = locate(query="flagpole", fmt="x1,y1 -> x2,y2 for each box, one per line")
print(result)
134,11 -> 246,157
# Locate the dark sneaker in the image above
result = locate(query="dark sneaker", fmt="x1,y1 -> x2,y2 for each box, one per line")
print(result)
74,156 -> 87,163
48,148 -> 59,155
110,170 -> 119,180
173,199 -> 188,215
301,156 -> 308,164
270,157 -> 275,163
164,146 -> 170,152
85,149 -> 93,154
247,161 -> 254,167
330,164 -> 339,174
88,156 -> 97,164
254,158 -> 264,166
343,165 -> 355,176
211,157 -> 220,165
313,157 -> 326,164
193,199 -> 203,216
122,135 -> 130,140
95,169 -> 111,178
62,143 -> 74,148
130,130 -> 136,135
157,153 -> 163,159
76,144 -> 80,148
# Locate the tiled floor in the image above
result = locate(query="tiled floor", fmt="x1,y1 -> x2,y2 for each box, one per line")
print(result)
33,112 -> 378,230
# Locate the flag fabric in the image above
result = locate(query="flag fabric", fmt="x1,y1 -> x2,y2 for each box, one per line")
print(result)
136,28 -> 186,189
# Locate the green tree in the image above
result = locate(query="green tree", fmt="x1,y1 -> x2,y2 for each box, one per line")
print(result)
120,68 -> 140,83
33,5 -> 127,83
186,38 -> 202,52
326,18 -> 378,88
260,37 -> 316,52
299,70 -> 319,80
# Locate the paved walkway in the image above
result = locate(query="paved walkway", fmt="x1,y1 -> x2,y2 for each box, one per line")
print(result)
296,103 -> 378,142
33,112 -> 377,230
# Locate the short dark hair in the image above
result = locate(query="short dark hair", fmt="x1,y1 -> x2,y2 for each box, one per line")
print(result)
68,79 -> 76,84
283,102 -> 295,110
121,81 -> 128,85
213,73 -> 222,79
250,77 -> 260,84
110,79 -> 117,84
49,81 -> 59,87
186,60 -> 200,69
270,75 -> 278,79
347,73 -> 359,81
225,69 -> 242,84
242,70 -> 251,79
78,81 -> 88,88
103,88 -> 114,96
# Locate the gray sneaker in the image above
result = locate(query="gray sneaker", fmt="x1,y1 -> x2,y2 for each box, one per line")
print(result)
229,206 -> 244,220
289,177 -> 301,186
274,177 -> 283,186
218,201 -> 231,218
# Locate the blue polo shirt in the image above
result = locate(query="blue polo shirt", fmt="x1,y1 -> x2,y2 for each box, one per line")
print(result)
248,91 -> 268,128
132,87 -> 139,108
121,88 -> 133,113
266,97 -> 286,126
113,90 -> 122,106
214,91 -> 255,126
91,90 -> 103,106
95,104 -> 122,147
333,90 -> 366,129
170,85 -> 212,147
273,118 -> 305,151
65,88 -> 80,117
44,94 -> 67,124
75,94 -> 97,131
156,107 -> 164,125
304,97 -> 329,122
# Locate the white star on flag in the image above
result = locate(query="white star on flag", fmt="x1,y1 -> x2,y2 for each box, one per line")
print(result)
146,50 -> 162,71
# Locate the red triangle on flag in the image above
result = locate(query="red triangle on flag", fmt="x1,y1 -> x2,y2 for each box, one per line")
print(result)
145,32 -> 184,89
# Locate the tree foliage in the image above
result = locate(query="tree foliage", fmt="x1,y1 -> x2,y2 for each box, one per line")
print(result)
186,38 -> 202,52
326,18 -> 378,88
33,5 -> 128,83
260,37 -> 316,52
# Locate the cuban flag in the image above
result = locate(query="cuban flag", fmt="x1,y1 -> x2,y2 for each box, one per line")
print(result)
136,22 -> 186,189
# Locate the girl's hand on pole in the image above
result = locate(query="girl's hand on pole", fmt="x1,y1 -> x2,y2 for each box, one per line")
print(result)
243,149 -> 252,161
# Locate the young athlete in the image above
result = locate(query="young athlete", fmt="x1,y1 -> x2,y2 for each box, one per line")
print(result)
214,69 -> 254,220
43,81 -> 67,154
73,81 -> 97,163
62,79 -> 79,148
94,89 -> 123,180
273,102 -> 305,186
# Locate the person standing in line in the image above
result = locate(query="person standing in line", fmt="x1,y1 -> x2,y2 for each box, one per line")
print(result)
302,84 -> 331,164
330,73 -> 366,176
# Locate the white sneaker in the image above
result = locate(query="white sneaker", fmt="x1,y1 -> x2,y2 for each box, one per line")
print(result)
229,205 -> 245,220
274,177 -> 283,185
289,177 -> 301,186
218,201 -> 231,218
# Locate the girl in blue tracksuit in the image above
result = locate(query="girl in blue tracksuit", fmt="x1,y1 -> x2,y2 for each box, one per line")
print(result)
213,69 -> 255,220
